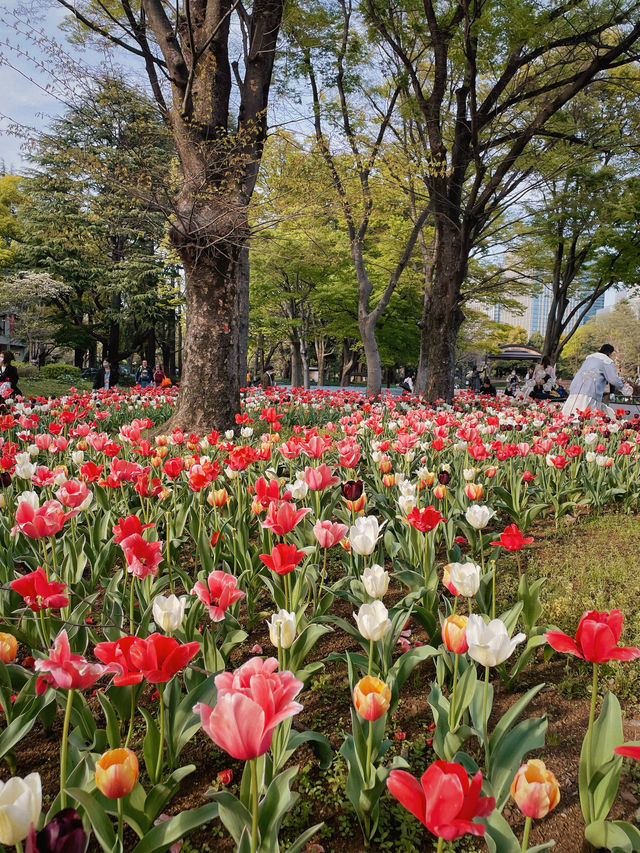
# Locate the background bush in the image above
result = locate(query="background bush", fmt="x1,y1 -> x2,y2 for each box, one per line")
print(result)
39,363 -> 82,380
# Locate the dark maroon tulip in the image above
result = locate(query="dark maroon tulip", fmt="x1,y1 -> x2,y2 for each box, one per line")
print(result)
437,470 -> 451,485
26,808 -> 87,853
341,479 -> 363,501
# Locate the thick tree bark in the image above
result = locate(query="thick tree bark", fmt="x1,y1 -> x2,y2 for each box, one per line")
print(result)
108,291 -> 121,366
169,245 -> 243,433
235,244 -> 250,384
289,340 -> 302,387
315,335 -> 327,386
74,348 -> 85,369
424,227 -> 467,401
340,339 -> 356,386
146,326 -> 156,364
360,315 -> 382,395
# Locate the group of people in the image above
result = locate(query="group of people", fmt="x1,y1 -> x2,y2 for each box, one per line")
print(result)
465,343 -> 633,417
92,359 -> 168,390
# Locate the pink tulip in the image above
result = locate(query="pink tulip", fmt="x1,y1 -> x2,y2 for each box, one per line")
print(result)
13,499 -> 74,539
303,464 -> 339,491
313,519 -> 348,548
35,629 -> 110,694
261,501 -> 311,536
191,570 -> 245,622
55,479 -> 90,509
195,657 -> 303,760
120,533 -> 163,579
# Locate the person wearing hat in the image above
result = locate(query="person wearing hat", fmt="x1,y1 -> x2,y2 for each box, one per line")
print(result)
562,344 -> 631,417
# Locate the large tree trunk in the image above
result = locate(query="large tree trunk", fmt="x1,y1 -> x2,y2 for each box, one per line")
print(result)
164,245 -> 242,433
360,315 -> 382,395
108,291 -> 121,365
74,348 -> 85,369
424,228 -> 467,401
315,335 -> 326,386
299,335 -> 310,389
340,339 -> 356,386
289,340 -> 302,387
236,244 -> 250,384
146,326 -> 156,365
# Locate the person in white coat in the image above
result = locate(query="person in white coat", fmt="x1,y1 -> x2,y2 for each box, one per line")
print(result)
562,344 -> 631,417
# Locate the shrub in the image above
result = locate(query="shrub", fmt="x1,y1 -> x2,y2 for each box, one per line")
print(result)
39,363 -> 82,380
16,363 -> 38,379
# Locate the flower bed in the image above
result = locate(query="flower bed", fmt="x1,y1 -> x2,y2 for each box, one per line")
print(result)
0,385 -> 639,852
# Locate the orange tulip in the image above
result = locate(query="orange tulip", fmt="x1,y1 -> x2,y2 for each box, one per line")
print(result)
510,759 -> 560,819
433,484 -> 447,499
345,494 -> 367,513
95,748 -> 139,799
353,676 -> 391,721
465,483 -> 484,500
0,632 -> 17,663
208,488 -> 228,508
442,614 -> 469,654
382,474 -> 396,487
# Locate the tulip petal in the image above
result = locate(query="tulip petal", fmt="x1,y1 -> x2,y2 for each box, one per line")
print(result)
544,631 -> 583,658
387,770 -> 427,826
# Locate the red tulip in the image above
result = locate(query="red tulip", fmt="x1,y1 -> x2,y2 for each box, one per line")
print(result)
120,533 -> 163,579
112,515 -> 154,544
259,543 -> 306,575
35,629 -> 110,694
162,457 -> 184,480
406,505 -> 446,533
191,570 -> 245,621
490,524 -> 534,551
387,760 -> 494,841
10,567 -> 69,612
545,609 -> 640,663
613,744 -> 640,760
94,636 -> 144,686
127,633 -> 200,683
196,657 -> 303,760
261,501 -> 310,536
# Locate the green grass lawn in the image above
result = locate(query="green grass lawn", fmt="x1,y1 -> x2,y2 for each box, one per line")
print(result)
19,378 -> 93,398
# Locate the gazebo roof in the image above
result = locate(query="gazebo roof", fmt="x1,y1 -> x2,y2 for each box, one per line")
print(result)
487,344 -> 542,361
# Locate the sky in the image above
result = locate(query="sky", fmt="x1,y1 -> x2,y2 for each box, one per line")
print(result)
0,0 -> 141,171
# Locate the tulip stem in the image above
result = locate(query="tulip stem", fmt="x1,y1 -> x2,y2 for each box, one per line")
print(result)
250,758 -> 259,853
520,815 -> 532,852
449,653 -> 460,731
436,837 -> 444,853
586,662 -> 598,812
125,686 -> 136,748
482,666 -> 490,758
60,688 -> 74,808
50,535 -> 59,581
155,686 -> 165,783
491,560 -> 496,620
368,638 -> 374,677
117,796 -> 124,845
129,575 -> 135,633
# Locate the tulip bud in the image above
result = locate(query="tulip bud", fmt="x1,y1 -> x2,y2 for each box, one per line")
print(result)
463,467 -> 477,481
442,614 -> 469,654
0,632 -> 17,663
447,562 -> 481,597
157,446 -> 169,459
208,488 -> 228,508
510,759 -> 560,818
345,494 -> 366,513
433,484 -> 447,499
353,676 -> 391,721
465,504 -> 495,529
95,748 -> 139,798
152,594 -> 187,633
267,609 -> 297,649
465,483 -> 483,500
355,600 -> 392,641
438,469 -> 451,485
382,473 -> 396,487
362,564 -> 389,599
0,773 -> 41,846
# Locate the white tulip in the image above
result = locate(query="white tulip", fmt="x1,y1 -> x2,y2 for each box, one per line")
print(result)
18,491 -> 39,510
465,505 -> 495,530
71,450 -> 85,465
53,469 -> 67,487
463,468 -> 477,481
349,515 -> 384,557
586,451 -> 596,463
14,461 -> 35,480
267,609 -> 297,649
0,773 -> 41,846
28,445 -> 40,457
224,429 -> 235,440
398,494 -> 416,516
466,615 -> 526,667
241,427 -> 254,438
355,600 -> 391,641
152,594 -> 187,632
77,491 -> 94,512
287,479 -> 308,500
584,433 -> 598,445
447,562 -> 481,597
362,564 -> 389,599
596,455 -> 608,467
14,452 -> 31,467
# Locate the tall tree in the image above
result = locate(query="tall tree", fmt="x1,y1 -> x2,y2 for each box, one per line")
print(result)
365,0 -> 640,399
55,0 -> 285,430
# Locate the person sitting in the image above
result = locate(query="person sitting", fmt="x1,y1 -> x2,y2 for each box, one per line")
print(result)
480,376 -> 497,396
400,373 -> 414,393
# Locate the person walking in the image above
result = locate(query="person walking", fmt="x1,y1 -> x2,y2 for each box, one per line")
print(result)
153,364 -> 166,386
261,364 -> 275,388
135,359 -> 153,388
93,360 -> 118,390
0,352 -> 22,397
562,344 -> 631,417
